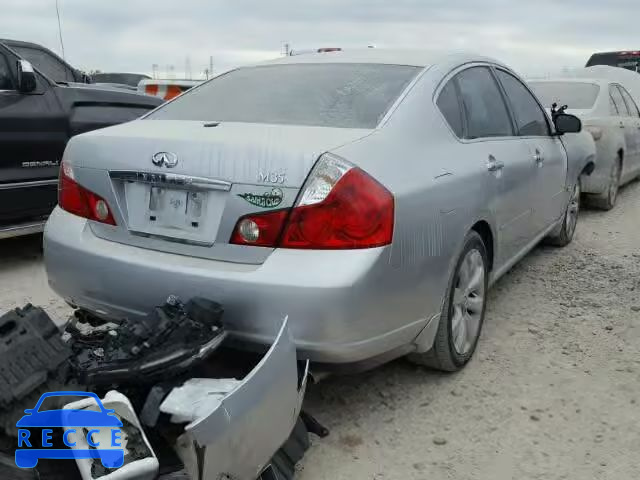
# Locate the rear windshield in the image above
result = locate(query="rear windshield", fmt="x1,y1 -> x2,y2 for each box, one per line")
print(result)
529,81 -> 601,110
146,63 -> 422,128
587,52 -> 640,72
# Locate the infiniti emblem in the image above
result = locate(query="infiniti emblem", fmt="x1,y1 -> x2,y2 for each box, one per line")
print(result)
152,152 -> 179,168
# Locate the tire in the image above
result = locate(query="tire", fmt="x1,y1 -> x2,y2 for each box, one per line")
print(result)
586,156 -> 621,211
546,178 -> 581,247
408,231 -> 489,372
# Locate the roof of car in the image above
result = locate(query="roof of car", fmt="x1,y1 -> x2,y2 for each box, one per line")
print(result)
260,48 -> 499,68
528,77 -> 610,85
0,39 -> 43,49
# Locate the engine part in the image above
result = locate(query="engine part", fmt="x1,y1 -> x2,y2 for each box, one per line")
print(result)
69,297 -> 226,386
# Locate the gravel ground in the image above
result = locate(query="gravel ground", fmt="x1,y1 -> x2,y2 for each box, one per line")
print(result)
1,181 -> 639,480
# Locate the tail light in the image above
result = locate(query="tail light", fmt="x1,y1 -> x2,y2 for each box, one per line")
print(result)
58,161 -> 117,226
230,154 -> 394,249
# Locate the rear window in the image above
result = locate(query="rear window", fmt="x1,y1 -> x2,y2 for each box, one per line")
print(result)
528,82 -> 601,110
147,63 -> 422,128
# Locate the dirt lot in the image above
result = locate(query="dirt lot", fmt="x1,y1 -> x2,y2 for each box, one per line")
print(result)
2,181 -> 640,480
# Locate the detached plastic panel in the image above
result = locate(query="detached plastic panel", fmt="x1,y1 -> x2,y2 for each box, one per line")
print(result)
170,317 -> 310,480
0,305 -> 71,408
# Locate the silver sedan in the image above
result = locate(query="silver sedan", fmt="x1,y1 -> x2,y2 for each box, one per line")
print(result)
530,77 -> 640,210
44,50 -> 593,371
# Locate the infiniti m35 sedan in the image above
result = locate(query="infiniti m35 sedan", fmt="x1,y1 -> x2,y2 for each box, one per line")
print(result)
44,50 -> 593,372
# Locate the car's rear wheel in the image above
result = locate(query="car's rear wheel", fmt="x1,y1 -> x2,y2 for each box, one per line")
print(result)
408,231 -> 488,372
546,178 -> 581,247
587,156 -> 621,211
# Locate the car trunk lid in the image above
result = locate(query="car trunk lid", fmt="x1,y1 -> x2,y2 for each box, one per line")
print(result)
67,119 -> 371,264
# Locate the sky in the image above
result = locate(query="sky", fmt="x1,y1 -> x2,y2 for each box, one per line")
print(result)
1,0 -> 638,79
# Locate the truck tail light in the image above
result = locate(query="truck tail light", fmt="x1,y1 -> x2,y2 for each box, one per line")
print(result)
230,154 -> 394,249
58,161 -> 116,226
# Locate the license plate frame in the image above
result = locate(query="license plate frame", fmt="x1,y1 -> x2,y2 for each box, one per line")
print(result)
124,182 -> 209,236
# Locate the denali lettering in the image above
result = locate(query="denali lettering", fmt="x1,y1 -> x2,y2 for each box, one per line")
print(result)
21,161 -> 60,168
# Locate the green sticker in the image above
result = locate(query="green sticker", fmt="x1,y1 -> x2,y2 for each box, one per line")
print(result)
238,188 -> 284,208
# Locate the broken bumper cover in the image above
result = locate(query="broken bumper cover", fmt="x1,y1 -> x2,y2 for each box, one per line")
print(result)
171,317 -> 309,480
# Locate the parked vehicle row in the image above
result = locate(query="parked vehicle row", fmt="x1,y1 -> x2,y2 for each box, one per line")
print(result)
44,49 -> 595,372
530,77 -> 640,210
0,39 -> 162,238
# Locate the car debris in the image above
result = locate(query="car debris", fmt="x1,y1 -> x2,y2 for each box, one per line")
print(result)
67,296 -> 226,386
0,304 -> 72,410
0,298 -> 326,480
64,391 -> 159,480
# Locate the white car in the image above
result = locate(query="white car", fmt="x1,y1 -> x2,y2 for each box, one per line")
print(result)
529,78 -> 640,210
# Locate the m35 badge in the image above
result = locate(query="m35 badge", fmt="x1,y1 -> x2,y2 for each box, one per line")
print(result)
238,188 -> 284,208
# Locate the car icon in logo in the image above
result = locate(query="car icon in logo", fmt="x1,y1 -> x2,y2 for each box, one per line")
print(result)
15,391 -> 124,470
152,151 -> 178,168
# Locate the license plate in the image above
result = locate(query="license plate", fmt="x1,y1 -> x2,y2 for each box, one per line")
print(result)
148,187 -> 204,230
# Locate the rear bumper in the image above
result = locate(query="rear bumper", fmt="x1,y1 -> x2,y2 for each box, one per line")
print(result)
44,207 -> 435,364
582,143 -> 615,195
0,218 -> 47,239
0,180 -> 57,226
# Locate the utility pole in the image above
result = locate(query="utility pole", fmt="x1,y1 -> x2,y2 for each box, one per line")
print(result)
152,64 -> 159,79
185,56 -> 192,80
282,42 -> 291,56
209,56 -> 214,76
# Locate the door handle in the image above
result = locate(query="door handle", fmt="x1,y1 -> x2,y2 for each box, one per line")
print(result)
487,156 -> 504,172
533,149 -> 545,166
619,122 -> 625,129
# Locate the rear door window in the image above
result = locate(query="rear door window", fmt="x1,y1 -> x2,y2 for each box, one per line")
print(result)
0,52 -> 14,90
436,79 -> 464,138
609,94 -> 619,115
610,86 -> 630,116
496,70 -> 549,136
455,67 -> 514,139
618,86 -> 640,117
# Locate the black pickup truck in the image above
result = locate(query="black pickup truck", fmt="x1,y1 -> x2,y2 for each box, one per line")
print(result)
0,39 -> 163,239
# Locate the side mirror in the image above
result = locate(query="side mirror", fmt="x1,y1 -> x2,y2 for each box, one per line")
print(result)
554,113 -> 582,135
17,60 -> 37,93
76,70 -> 92,84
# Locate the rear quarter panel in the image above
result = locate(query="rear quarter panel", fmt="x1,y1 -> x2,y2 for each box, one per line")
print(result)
560,130 -> 597,188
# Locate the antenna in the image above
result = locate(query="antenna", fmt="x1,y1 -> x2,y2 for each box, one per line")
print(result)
55,0 -> 66,61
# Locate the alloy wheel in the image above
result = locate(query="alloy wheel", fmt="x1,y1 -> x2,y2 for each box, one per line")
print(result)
608,161 -> 620,206
451,249 -> 486,355
565,182 -> 580,239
